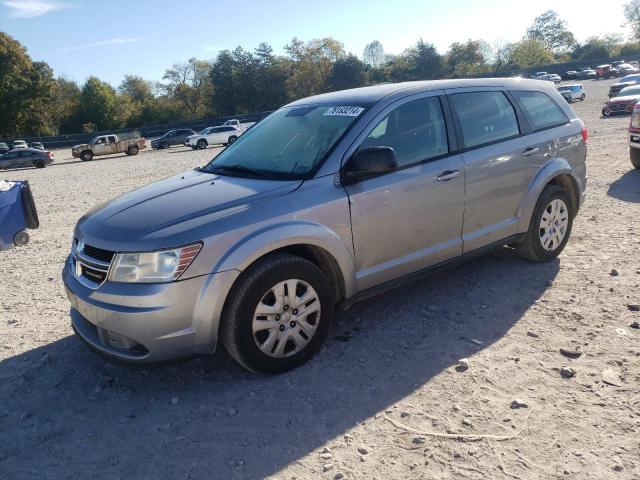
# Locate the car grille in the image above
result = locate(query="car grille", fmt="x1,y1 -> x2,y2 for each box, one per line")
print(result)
72,240 -> 115,288
83,244 -> 115,263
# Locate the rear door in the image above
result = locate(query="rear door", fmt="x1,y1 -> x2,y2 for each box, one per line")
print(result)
447,88 -> 535,252
343,92 -> 465,290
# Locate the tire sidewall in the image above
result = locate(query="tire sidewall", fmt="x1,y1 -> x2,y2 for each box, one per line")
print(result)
197,140 -> 207,149
225,259 -> 334,374
529,187 -> 574,262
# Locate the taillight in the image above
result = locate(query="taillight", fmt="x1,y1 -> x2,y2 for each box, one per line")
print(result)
631,103 -> 640,128
47,152 -> 53,158
581,127 -> 588,143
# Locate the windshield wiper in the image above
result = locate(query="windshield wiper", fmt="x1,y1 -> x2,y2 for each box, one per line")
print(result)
208,164 -> 269,178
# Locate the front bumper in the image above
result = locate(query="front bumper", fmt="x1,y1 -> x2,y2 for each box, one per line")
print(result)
629,130 -> 640,149
63,258 -> 240,363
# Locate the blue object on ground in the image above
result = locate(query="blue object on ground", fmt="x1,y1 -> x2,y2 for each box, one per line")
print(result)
0,180 -> 39,251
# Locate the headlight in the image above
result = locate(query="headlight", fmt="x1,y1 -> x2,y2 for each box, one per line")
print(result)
109,243 -> 202,283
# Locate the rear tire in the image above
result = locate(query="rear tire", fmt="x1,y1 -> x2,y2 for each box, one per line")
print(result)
80,150 -> 93,161
161,142 -> 169,149
580,94 -> 586,101
197,139 -> 207,150
221,253 -> 334,374
34,159 -> 45,169
515,185 -> 573,263
227,135 -> 238,145
631,148 -> 640,169
127,146 -> 139,156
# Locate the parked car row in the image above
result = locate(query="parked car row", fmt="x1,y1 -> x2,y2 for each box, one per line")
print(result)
0,141 -> 45,154
150,120 -> 254,151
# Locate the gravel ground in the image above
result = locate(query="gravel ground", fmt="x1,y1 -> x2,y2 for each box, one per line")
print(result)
1,79 -> 639,480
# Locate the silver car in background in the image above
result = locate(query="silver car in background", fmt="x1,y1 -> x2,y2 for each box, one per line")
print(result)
0,147 -> 53,169
63,78 -> 587,374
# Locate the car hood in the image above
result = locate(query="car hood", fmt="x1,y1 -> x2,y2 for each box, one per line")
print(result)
609,95 -> 640,103
72,143 -> 90,150
76,169 -> 302,250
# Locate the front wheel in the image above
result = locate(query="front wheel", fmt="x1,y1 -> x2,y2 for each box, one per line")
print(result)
515,185 -> 573,262
602,107 -> 610,117
580,94 -> 586,101
221,253 -> 334,374
197,139 -> 207,150
631,148 -> 640,169
80,150 -> 93,161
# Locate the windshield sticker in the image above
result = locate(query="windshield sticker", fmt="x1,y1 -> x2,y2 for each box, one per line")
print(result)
324,106 -> 364,117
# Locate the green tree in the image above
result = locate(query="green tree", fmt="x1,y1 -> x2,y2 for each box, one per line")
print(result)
0,32 -> 56,136
162,58 -> 213,119
326,54 -> 368,91
284,37 -> 345,98
407,40 -> 445,80
253,42 -> 290,111
506,39 -> 554,67
79,76 -> 119,130
526,10 -> 576,53
51,77 -> 82,133
572,35 -> 622,61
445,40 -> 487,77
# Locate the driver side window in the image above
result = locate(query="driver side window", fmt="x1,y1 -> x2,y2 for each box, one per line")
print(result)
361,97 -> 449,168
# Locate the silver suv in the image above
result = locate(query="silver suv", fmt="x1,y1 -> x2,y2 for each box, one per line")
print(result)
63,79 -> 587,374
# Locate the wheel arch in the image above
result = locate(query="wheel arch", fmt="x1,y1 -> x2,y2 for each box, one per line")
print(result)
213,222 -> 357,303
516,158 -> 582,232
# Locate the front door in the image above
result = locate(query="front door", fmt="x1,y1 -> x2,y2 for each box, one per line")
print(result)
343,93 -> 465,291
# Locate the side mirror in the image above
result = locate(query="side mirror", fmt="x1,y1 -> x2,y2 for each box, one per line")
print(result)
342,146 -> 398,185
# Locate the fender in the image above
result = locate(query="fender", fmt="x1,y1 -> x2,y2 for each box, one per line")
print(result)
516,157 -> 580,232
211,221 -> 358,298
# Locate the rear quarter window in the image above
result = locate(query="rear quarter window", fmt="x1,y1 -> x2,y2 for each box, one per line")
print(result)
450,91 -> 520,149
512,91 -> 569,131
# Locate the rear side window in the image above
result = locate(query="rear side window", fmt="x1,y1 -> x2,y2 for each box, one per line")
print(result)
512,91 -> 568,131
361,96 -> 449,168
450,91 -> 520,149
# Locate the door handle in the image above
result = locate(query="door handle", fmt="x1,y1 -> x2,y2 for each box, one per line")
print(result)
521,146 -> 540,156
436,170 -> 461,181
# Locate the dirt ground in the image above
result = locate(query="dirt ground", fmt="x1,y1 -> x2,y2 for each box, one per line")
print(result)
1,79 -> 639,480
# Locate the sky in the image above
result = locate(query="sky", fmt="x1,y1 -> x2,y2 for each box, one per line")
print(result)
0,0 -> 632,86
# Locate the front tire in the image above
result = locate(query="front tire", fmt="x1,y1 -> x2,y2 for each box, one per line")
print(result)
516,185 -> 573,262
221,254 -> 334,374
197,139 -> 207,150
631,148 -> 640,169
580,94 -> 586,101
80,150 -> 93,161
602,107 -> 610,117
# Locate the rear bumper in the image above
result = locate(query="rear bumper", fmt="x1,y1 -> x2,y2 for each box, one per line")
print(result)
63,258 -> 240,363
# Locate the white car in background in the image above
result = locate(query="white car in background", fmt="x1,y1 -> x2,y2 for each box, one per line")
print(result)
12,140 -> 28,150
186,125 -> 242,150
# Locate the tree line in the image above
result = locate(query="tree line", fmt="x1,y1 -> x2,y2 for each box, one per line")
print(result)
3,4 -> 640,138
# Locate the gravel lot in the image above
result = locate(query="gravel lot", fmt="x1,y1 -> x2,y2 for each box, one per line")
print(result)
1,79 -> 639,480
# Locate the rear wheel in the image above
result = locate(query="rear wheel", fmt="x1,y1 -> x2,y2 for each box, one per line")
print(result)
161,141 -> 169,149
226,135 -> 238,145
197,139 -> 207,150
34,159 -> 45,169
80,150 -> 93,161
631,148 -> 640,169
580,94 -> 586,101
602,107 -> 610,117
127,146 -> 139,156
516,185 -> 573,263
221,253 -> 334,374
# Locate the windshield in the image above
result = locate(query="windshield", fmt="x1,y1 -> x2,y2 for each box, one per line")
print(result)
203,104 -> 367,179
198,128 -> 211,135
618,86 -> 640,96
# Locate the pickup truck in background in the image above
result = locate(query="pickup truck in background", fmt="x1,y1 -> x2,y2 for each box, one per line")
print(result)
71,133 -> 146,161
